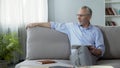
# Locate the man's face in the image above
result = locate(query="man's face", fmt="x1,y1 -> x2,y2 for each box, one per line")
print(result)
77,9 -> 91,25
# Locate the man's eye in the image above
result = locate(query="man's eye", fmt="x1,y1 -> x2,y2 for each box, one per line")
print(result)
77,14 -> 85,17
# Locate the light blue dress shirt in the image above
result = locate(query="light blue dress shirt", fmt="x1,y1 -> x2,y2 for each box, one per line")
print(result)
50,22 -> 105,56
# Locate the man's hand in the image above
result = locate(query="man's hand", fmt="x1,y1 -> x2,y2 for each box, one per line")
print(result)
26,22 -> 50,29
88,46 -> 102,57
26,23 -> 35,29
26,23 -> 39,29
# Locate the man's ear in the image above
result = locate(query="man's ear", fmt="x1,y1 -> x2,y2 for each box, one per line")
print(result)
88,15 -> 91,20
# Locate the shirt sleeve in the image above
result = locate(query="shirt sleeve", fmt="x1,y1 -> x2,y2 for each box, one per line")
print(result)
95,28 -> 105,57
50,22 -> 69,34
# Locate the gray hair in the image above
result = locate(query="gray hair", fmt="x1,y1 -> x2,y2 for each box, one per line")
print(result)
81,6 -> 92,16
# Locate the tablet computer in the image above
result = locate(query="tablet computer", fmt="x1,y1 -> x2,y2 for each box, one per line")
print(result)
71,45 -> 91,49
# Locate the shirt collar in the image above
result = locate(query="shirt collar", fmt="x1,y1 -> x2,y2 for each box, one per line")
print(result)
77,22 -> 92,30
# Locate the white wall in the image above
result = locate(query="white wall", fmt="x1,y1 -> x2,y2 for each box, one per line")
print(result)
48,0 -> 105,26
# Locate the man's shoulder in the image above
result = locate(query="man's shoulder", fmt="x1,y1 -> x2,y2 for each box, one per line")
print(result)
91,25 -> 100,29
91,25 -> 101,32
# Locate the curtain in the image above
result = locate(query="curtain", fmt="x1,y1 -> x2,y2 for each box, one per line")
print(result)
0,0 -> 48,63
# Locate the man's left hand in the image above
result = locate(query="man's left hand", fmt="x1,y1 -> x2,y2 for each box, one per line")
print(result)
88,46 -> 102,57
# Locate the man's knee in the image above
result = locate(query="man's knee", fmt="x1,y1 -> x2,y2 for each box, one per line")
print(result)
78,46 -> 97,66
78,46 -> 89,54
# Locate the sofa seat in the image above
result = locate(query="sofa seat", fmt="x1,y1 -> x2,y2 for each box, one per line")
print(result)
16,59 -> 120,68
15,60 -> 73,68
97,60 -> 120,68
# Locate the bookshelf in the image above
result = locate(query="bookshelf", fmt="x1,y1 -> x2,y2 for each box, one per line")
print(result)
105,1 -> 120,3
105,0 -> 120,26
105,15 -> 120,17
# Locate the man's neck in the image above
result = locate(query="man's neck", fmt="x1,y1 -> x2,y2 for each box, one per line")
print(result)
81,22 -> 90,28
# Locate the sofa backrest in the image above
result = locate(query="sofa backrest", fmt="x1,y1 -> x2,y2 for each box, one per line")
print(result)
26,27 -> 71,60
98,26 -> 120,59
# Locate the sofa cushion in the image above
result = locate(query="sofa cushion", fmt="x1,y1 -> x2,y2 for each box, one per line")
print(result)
98,26 -> 120,59
26,27 -> 71,60
97,59 -> 120,68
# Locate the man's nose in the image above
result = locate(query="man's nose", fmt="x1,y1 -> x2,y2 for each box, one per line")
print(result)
78,16 -> 81,19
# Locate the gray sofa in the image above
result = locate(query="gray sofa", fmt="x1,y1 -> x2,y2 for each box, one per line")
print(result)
15,26 -> 120,68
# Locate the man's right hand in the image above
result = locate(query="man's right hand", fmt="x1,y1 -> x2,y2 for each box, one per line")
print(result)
26,22 -> 51,29
26,23 -> 39,29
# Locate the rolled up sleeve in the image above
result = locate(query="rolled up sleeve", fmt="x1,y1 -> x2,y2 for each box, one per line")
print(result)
50,22 -> 69,34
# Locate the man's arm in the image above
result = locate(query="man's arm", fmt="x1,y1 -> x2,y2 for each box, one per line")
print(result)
26,22 -> 51,29
90,27 -> 105,57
